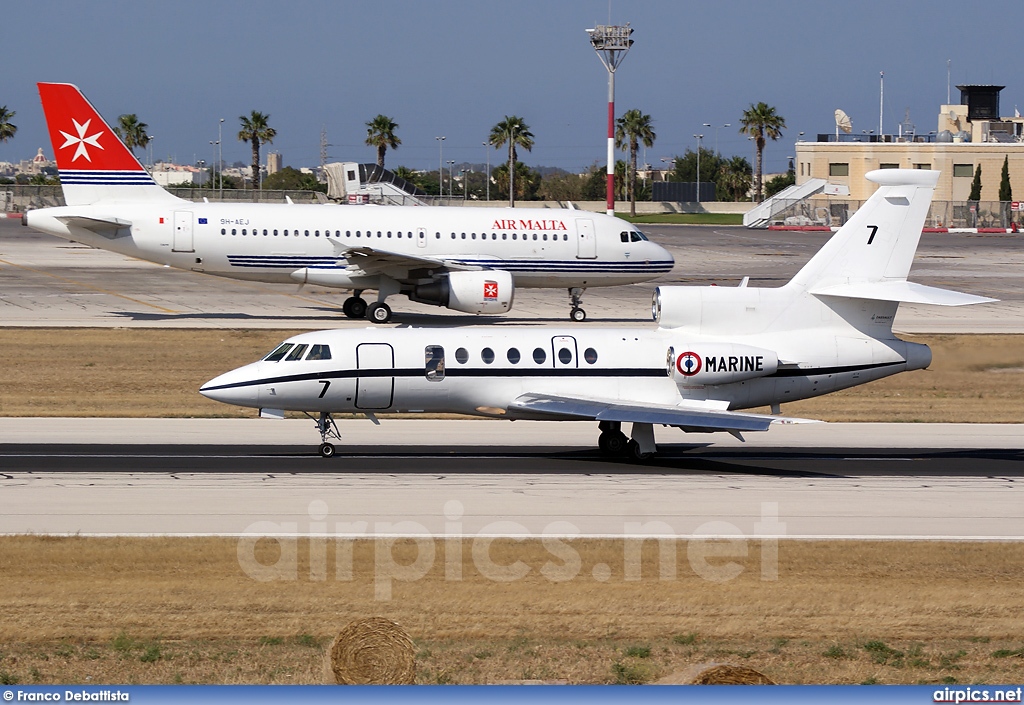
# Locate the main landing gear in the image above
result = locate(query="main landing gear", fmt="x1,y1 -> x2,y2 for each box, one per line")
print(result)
597,421 -> 657,462
307,411 -> 342,458
568,287 -> 587,322
342,292 -> 367,319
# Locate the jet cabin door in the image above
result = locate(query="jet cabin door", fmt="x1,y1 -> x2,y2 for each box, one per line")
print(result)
172,211 -> 194,252
355,343 -> 395,409
551,336 -> 578,368
575,218 -> 597,259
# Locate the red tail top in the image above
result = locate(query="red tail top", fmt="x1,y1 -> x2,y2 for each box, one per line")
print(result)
37,83 -> 146,172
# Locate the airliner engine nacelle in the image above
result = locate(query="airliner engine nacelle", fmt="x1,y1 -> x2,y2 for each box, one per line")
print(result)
411,270 -> 514,314
653,285 -> 762,330
666,343 -> 779,386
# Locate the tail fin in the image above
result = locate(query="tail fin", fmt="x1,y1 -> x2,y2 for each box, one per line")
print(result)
37,82 -> 180,206
788,169 -> 993,306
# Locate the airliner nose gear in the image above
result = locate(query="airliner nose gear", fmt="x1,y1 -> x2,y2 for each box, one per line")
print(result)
569,287 -> 587,322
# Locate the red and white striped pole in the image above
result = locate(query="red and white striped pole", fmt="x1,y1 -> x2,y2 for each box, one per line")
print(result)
586,23 -> 633,219
606,70 -> 616,216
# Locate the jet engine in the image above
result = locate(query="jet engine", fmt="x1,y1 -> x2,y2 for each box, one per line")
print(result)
653,285 -> 763,331
411,270 -> 514,314
666,343 -> 779,386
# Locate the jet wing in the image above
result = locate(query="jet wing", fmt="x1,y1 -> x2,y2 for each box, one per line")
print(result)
329,240 -> 483,277
506,392 -> 816,433
56,215 -> 132,238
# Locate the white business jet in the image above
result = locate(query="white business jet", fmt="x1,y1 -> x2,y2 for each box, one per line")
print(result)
26,82 -> 674,323
201,169 -> 995,458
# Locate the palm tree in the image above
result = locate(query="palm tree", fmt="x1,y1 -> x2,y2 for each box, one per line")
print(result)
112,114 -> 150,156
0,106 -> 16,144
615,109 -> 656,216
489,116 -> 534,206
739,102 -> 786,202
365,115 -> 401,168
238,111 -> 276,189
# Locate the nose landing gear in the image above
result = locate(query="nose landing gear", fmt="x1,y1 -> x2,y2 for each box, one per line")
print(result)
306,411 -> 342,458
568,287 -> 587,322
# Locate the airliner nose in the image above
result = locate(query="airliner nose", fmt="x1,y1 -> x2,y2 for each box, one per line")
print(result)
200,363 -> 262,408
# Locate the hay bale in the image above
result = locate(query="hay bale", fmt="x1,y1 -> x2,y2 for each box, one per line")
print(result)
655,662 -> 776,685
325,617 -> 415,685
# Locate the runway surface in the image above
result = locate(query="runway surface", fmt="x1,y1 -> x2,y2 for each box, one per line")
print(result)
2,219 -> 1021,332
2,420 -> 1021,539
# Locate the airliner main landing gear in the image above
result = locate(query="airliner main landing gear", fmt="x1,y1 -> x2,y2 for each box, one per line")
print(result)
569,287 -> 587,322
367,301 -> 392,323
307,411 -> 342,458
342,291 -> 367,319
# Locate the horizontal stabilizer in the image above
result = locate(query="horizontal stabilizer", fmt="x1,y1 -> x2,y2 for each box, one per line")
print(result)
507,392 -> 816,433
56,215 -> 133,237
811,280 -> 997,306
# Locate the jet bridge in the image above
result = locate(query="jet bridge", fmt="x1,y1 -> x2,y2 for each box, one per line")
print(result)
324,162 -> 429,206
743,178 -> 831,228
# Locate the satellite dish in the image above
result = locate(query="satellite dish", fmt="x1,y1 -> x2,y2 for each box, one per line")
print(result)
834,109 -> 852,137
948,110 -> 958,122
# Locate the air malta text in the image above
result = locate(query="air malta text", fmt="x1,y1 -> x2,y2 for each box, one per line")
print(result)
705,355 -> 765,373
492,219 -> 568,231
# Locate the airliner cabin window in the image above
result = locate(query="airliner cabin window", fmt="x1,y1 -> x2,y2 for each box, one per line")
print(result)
306,344 -> 332,361
558,347 -> 573,364
533,347 -> 546,364
455,347 -> 469,364
263,343 -> 294,362
584,348 -> 599,364
285,344 -> 309,361
481,347 -> 495,364
425,345 -> 445,381
507,348 -> 521,364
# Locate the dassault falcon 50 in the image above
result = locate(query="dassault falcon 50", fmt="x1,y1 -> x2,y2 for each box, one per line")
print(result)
201,169 -> 995,458
25,82 -> 674,323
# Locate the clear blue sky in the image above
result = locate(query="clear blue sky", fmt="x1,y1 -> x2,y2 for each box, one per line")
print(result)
2,0 -> 1021,175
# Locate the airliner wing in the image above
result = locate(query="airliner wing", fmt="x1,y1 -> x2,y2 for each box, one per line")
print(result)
506,392 -> 815,433
330,242 -> 483,276
55,215 -> 133,237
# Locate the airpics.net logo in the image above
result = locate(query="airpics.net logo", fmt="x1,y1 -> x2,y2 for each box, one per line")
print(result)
235,500 -> 786,600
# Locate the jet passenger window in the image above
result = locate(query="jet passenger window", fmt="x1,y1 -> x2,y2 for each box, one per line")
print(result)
425,345 -> 445,381
263,343 -> 294,362
481,347 -> 495,364
455,348 -> 469,364
584,348 -> 598,364
285,344 -> 309,361
507,348 -> 521,364
306,344 -> 331,361
533,348 -> 546,364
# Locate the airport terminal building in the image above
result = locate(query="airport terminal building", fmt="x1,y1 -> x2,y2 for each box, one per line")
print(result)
793,85 -> 1024,228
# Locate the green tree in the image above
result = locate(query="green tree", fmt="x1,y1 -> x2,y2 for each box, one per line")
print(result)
764,158 -> 796,198
0,106 -> 16,144
739,102 -> 786,202
969,164 -> 982,201
615,109 -> 656,216
999,155 -> 1012,202
717,155 -> 752,201
489,116 -> 534,206
491,161 -> 540,202
538,172 -> 585,202
671,147 -> 723,187
262,166 -> 326,192
238,111 -> 276,189
364,114 -> 400,168
112,114 -> 150,156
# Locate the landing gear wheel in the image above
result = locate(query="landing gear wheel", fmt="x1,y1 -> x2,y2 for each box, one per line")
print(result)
367,301 -> 392,324
570,307 -> 587,322
598,430 -> 628,456
568,287 -> 587,321
343,296 -> 367,319
318,442 -> 336,458
308,411 -> 342,457
627,439 -> 654,462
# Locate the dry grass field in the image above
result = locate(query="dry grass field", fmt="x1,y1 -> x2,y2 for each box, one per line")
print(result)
0,328 -> 1023,421
1,537 -> 1023,685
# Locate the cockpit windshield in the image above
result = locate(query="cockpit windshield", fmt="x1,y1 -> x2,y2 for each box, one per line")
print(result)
620,230 -> 650,243
263,343 -> 294,362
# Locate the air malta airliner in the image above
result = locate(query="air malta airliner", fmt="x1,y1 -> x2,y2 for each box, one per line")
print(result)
26,83 -> 674,323
201,169 -> 995,458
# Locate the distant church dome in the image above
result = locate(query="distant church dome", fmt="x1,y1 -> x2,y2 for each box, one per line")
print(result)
33,148 -> 47,163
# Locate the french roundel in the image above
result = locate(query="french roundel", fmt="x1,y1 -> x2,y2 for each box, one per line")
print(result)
676,351 -> 702,376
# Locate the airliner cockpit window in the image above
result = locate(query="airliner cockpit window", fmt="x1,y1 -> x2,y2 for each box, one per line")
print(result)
425,345 -> 445,381
620,232 -> 629,243
263,343 -> 294,362
630,231 -> 649,242
306,344 -> 331,361
285,344 -> 309,361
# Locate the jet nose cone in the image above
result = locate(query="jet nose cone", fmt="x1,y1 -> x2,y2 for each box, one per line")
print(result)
200,363 -> 262,408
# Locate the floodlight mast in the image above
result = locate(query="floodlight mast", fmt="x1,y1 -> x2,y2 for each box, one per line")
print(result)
586,23 -> 633,216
